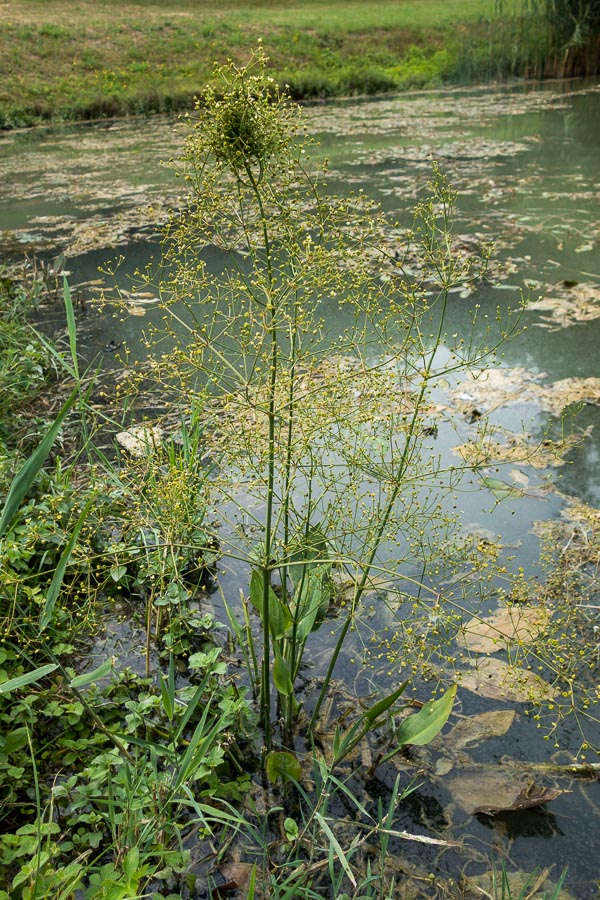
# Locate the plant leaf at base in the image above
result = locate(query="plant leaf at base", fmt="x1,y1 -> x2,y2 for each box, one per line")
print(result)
394,684 -> 456,749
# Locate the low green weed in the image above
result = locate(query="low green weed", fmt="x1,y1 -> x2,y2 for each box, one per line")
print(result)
0,265 -> 55,446
0,277 -> 248,897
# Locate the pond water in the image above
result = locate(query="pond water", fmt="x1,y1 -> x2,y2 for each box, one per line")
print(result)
2,79 -> 600,896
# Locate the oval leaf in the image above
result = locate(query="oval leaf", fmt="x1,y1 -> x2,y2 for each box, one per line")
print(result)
395,685 -> 456,748
273,648 -> 294,697
249,569 -> 291,639
266,750 -> 302,784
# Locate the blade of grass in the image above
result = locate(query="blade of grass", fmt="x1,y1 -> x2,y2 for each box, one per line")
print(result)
40,498 -> 93,630
0,387 -> 78,537
0,664 -> 58,694
63,275 -> 79,380
314,812 -> 357,888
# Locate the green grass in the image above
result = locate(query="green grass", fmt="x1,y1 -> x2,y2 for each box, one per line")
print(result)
0,0 -> 540,127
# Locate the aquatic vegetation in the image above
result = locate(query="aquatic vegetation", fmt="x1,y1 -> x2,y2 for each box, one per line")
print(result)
121,48 -> 515,752
2,52 -> 600,900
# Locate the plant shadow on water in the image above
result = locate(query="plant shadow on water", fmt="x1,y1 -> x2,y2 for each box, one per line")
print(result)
1,56 -> 600,898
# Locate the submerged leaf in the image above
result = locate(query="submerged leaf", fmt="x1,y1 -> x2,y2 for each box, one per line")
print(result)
480,475 -> 525,501
447,766 -> 566,815
456,658 -> 558,702
467,869 -> 574,900
459,604 -> 550,654
444,709 -> 516,752
473,782 -> 566,816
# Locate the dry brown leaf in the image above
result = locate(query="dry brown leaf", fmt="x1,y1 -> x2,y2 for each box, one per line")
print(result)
213,861 -> 255,896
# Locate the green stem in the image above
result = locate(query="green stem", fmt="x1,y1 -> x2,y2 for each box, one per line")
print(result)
243,160 -> 277,747
310,284 -> 451,730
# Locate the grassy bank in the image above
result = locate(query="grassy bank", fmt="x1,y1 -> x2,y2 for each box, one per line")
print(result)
0,0 -> 564,128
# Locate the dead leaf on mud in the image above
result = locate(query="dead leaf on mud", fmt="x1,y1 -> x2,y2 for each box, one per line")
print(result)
456,657 -> 558,702
212,861 -> 254,897
458,605 -> 550,654
446,766 -> 567,816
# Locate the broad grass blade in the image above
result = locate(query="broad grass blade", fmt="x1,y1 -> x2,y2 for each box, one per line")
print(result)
40,497 -> 93,630
0,664 -> 58,694
0,387 -> 78,537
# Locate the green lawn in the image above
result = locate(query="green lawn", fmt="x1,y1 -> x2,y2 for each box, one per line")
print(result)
0,0 -> 533,127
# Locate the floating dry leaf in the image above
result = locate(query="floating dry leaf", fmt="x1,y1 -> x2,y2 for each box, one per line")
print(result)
529,281 -> 600,330
454,428 -> 580,469
523,378 -> 600,416
450,368 -> 600,417
450,367 -> 540,413
446,766 -> 566,816
456,657 -> 558,702
459,605 -> 551,654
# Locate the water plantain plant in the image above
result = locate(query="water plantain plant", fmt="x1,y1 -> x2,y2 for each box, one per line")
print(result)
120,46 -> 519,757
